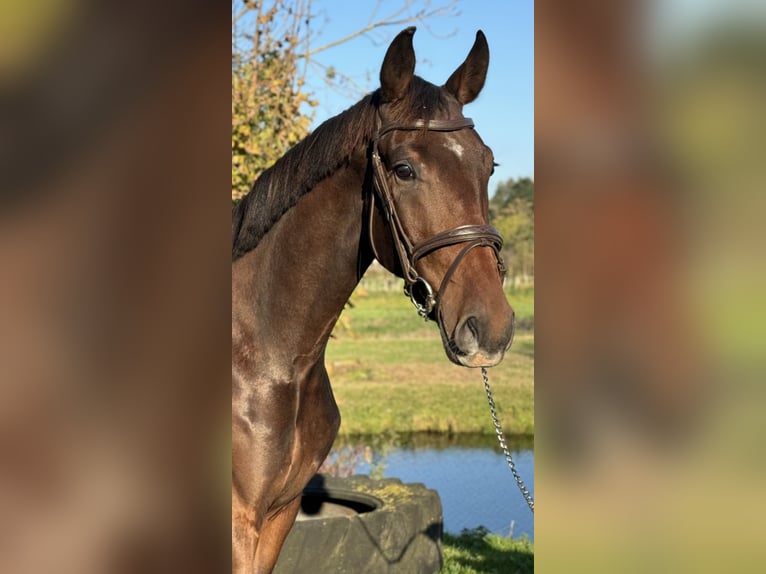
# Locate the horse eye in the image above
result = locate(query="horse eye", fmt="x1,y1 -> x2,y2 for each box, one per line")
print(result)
394,163 -> 414,180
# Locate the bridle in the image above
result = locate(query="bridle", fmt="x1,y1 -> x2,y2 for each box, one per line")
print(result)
368,116 -> 506,319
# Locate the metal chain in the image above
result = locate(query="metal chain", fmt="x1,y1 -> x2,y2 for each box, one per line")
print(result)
481,367 -> 535,513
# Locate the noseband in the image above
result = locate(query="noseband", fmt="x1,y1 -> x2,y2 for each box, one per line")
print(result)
368,117 -> 506,319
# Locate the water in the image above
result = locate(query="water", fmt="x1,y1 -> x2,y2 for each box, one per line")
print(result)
325,434 -> 534,541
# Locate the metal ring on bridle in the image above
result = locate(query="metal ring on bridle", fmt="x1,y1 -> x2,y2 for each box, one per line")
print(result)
404,276 -> 435,319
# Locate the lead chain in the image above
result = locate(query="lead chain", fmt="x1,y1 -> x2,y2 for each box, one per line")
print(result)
481,367 -> 535,513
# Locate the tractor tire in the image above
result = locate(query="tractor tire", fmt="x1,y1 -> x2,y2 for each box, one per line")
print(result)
274,474 -> 443,574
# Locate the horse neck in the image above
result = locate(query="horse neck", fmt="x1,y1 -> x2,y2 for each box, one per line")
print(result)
232,162 -> 372,363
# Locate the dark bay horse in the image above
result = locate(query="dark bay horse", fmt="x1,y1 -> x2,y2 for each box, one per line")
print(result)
231,27 -> 515,573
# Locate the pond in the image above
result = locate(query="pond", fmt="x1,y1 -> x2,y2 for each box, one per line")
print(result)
322,434 -> 534,541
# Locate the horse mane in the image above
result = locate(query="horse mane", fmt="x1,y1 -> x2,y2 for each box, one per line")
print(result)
232,77 -> 451,261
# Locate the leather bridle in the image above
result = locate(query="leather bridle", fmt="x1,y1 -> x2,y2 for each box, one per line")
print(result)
368,116 -> 506,319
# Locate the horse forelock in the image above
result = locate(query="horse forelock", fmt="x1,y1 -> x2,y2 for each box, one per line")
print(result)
385,76 -> 454,123
231,77 -> 454,261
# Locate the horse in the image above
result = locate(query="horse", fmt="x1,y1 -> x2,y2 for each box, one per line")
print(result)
231,27 -> 515,573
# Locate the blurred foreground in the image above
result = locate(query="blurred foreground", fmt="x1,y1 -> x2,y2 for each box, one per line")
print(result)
536,1 -> 766,571
0,3 -> 230,572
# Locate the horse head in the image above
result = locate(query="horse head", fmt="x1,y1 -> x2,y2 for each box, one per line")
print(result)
368,27 -> 515,368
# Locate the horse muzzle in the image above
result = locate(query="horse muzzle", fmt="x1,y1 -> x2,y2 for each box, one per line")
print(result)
443,310 -> 515,368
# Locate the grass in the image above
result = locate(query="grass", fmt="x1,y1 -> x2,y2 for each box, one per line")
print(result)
326,286 -> 534,437
442,527 -> 533,574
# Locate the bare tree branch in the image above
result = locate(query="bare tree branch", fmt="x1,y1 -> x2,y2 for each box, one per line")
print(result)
308,59 -> 368,98
304,0 -> 459,58
232,5 -> 251,25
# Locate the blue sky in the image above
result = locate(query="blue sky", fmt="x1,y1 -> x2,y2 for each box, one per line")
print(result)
302,0 -> 535,190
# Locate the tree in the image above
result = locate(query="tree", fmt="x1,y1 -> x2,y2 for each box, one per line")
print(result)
232,1 -> 316,201
490,177 -> 534,283
231,0 -> 460,201
489,176 -> 534,218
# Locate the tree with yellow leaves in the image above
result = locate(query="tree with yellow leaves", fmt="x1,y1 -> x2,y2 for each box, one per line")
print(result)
231,0 -> 459,201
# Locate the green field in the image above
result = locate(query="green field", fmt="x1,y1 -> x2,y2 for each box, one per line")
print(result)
326,286 -> 534,437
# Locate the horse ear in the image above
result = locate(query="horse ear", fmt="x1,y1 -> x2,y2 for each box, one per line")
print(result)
380,27 -> 416,103
444,30 -> 489,104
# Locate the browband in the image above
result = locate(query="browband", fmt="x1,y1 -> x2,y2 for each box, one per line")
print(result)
374,118 -> 475,142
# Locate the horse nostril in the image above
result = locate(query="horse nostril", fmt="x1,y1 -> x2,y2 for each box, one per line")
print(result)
465,316 -> 479,342
455,315 -> 480,356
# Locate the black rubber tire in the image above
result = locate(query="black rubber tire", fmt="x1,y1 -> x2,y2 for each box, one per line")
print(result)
274,474 -> 443,574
